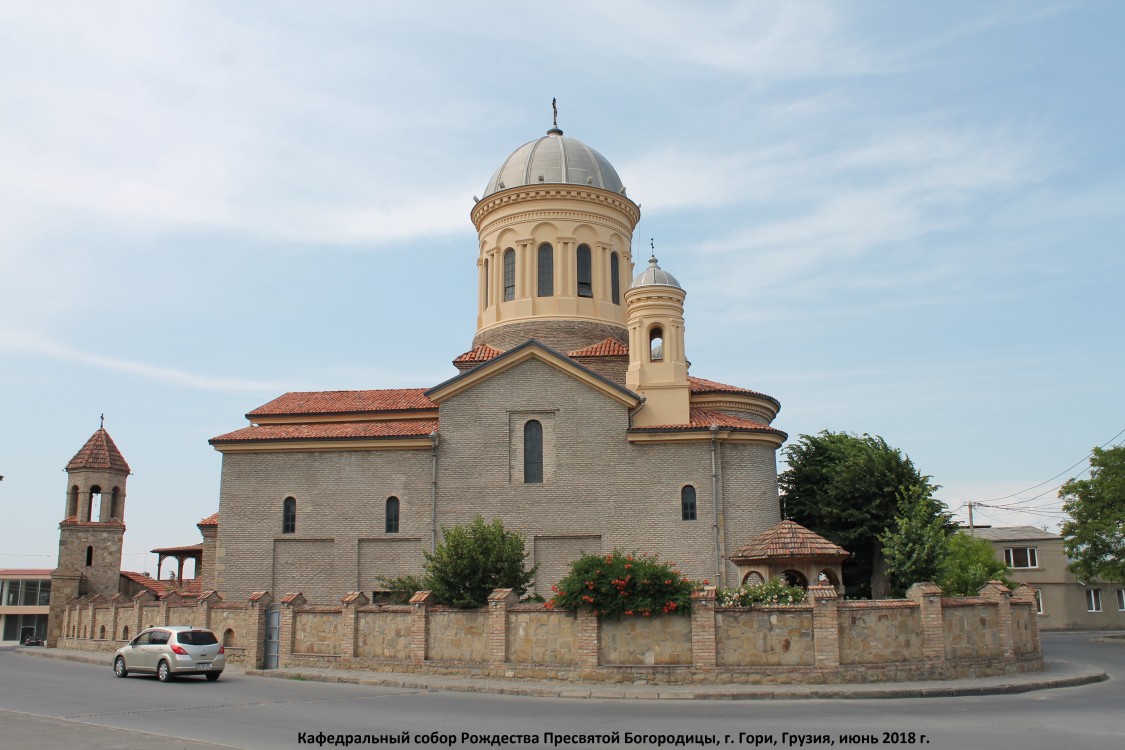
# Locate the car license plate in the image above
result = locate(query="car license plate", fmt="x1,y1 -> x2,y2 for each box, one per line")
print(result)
198,662 -> 211,670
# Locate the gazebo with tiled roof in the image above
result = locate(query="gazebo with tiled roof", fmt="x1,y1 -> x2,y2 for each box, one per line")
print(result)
729,520 -> 850,593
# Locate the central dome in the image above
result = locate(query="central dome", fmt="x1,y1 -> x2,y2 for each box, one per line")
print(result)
483,129 -> 625,198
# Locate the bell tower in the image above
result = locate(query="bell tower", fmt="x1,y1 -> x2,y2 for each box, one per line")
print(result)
47,421 -> 130,645
626,255 -> 691,427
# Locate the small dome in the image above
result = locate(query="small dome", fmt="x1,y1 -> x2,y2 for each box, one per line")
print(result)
483,129 -> 625,198
630,255 -> 681,290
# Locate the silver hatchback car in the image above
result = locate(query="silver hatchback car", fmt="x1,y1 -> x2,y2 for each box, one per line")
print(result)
113,626 -> 226,682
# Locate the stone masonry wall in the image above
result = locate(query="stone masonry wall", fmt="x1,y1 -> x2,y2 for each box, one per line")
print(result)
507,609 -> 577,665
715,608 -> 814,667
293,609 -> 340,655
943,601 -> 1002,659
357,611 -> 411,659
427,610 -> 488,662
599,613 -> 692,666
838,603 -> 923,665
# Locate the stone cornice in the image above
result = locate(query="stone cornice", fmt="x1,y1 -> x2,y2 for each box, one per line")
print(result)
472,185 -> 640,234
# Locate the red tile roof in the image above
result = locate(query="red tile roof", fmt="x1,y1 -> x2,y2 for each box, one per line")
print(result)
247,389 -> 435,418
568,338 -> 629,357
453,344 -> 503,364
0,569 -> 53,577
66,428 -> 131,473
630,408 -> 786,437
211,419 -> 439,444
688,376 -> 776,403
120,570 -> 166,595
731,520 -> 849,561
197,512 -> 218,527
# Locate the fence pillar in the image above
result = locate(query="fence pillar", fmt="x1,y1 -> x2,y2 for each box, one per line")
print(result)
340,591 -> 369,661
279,593 -> 306,663
487,588 -> 518,669
246,591 -> 273,669
576,607 -> 599,672
979,581 -> 1014,658
1011,583 -> 1041,655
690,586 -> 718,671
906,581 -> 946,662
409,591 -> 433,665
808,584 -> 840,669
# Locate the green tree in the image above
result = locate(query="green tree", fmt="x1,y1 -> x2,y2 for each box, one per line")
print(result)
880,486 -> 954,597
938,531 -> 1013,596
779,431 -> 940,598
550,550 -> 694,619
424,516 -> 536,608
1060,445 -> 1125,584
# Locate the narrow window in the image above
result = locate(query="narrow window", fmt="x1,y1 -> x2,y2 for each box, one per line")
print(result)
1087,588 -> 1102,612
503,248 -> 515,301
223,628 -> 235,647
650,326 -> 664,361
110,487 -> 121,519
385,496 -> 400,533
88,485 -> 102,521
67,486 -> 78,518
99,625 -> 106,640
282,497 -> 296,534
524,420 -> 543,484
537,243 -> 554,297
483,258 -> 489,306
681,485 -> 697,521
122,625 -> 129,640
85,546 -> 93,567
577,245 -> 593,298
1117,588 -> 1125,612
1035,589 -> 1044,615
610,251 -> 621,304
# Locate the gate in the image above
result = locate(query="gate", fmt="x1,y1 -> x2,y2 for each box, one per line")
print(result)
264,604 -> 281,669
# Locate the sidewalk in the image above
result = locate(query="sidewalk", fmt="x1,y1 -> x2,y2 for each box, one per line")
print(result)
18,646 -> 1107,700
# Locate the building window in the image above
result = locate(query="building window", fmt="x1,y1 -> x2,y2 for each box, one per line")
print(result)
110,487 -> 121,519
577,244 -> 592,298
537,243 -> 554,297
88,485 -> 102,521
1003,547 -> 1038,569
385,496 -> 400,533
223,628 -> 236,647
483,258 -> 489,306
1034,588 -> 1043,614
649,326 -> 664,361
1118,588 -> 1125,612
681,485 -> 697,521
68,486 -> 78,518
524,420 -> 543,484
282,497 -> 296,534
85,546 -> 93,567
503,248 -> 515,301
610,252 -> 621,304
1087,588 -> 1103,612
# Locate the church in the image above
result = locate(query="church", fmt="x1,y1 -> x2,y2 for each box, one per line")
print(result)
49,116 -> 795,623
202,116 -> 788,604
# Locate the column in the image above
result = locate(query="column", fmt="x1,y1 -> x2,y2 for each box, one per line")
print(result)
409,591 -> 433,665
487,588 -> 518,669
808,584 -> 841,669
690,586 -> 718,671
339,591 -> 369,661
906,582 -> 946,662
575,607 -> 599,672
979,581 -> 1014,658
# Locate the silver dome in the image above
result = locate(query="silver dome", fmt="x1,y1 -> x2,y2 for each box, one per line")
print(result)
483,130 -> 625,198
630,256 -> 681,290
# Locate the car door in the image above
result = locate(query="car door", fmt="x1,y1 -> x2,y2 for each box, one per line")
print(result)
147,629 -> 170,670
125,631 -> 151,671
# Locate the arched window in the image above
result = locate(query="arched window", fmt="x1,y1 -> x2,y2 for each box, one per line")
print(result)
88,485 -> 102,521
99,625 -> 106,640
650,326 -> 664,361
110,487 -> 121,519
67,486 -> 78,518
681,485 -> 697,521
85,546 -> 94,567
282,497 -> 296,534
503,248 -> 516,301
610,252 -> 621,304
483,258 -> 489,306
223,628 -> 235,648
524,420 -> 543,484
537,243 -> 554,297
122,625 -> 129,641
385,496 -> 400,533
576,245 -> 593,298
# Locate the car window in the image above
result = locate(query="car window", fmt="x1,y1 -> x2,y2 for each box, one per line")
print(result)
177,630 -> 218,646
150,630 -> 170,645
132,632 -> 151,646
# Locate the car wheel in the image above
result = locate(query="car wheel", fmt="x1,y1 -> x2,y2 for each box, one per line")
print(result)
114,657 -> 128,678
156,660 -> 173,682
205,671 -> 222,682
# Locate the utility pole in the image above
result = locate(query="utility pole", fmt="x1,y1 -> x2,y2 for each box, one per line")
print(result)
967,501 -> 975,535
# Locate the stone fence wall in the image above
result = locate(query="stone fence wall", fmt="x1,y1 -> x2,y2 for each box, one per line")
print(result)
55,581 -> 1041,685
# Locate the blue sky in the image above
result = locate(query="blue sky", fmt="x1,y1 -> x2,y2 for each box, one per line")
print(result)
2,1 -> 1123,577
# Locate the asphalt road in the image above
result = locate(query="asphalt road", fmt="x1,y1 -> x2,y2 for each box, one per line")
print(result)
1,632 -> 1121,750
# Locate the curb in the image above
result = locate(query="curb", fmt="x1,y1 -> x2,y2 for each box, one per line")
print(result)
17,648 -> 1107,700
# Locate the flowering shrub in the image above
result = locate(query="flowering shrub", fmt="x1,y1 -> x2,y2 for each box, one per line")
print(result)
549,551 -> 696,619
717,577 -> 806,607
